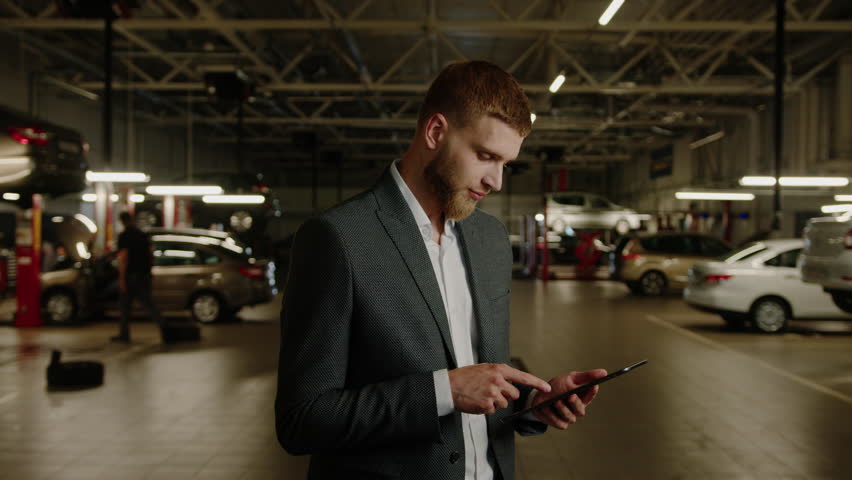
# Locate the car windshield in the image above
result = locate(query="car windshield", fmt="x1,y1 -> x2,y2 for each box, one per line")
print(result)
722,242 -> 768,263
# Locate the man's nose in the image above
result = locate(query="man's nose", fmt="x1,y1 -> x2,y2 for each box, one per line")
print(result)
484,166 -> 503,193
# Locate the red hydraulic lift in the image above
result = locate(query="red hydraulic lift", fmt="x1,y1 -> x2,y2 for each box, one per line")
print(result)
15,194 -> 43,328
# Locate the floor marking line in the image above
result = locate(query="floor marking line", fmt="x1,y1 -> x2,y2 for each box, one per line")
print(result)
644,314 -> 852,406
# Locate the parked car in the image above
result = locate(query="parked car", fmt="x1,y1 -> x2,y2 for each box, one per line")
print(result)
0,106 -> 88,200
685,239 -> 852,333
616,232 -> 732,295
546,192 -> 642,235
800,215 -> 852,313
41,228 -> 276,324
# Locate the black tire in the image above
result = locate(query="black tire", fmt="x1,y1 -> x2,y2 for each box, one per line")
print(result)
750,297 -> 790,334
42,289 -> 78,324
720,313 -> 748,330
639,271 -> 667,296
828,290 -> 852,314
625,281 -> 643,295
190,291 -> 226,324
46,350 -> 103,389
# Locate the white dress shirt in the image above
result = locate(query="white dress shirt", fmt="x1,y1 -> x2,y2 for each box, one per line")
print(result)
390,161 -> 493,480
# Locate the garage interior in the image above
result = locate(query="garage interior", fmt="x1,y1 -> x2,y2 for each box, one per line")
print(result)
1,0 -> 852,479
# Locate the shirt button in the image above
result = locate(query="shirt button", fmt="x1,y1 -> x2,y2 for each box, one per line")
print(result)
449,451 -> 462,464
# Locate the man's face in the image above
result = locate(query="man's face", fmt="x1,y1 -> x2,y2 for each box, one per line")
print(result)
425,115 -> 524,221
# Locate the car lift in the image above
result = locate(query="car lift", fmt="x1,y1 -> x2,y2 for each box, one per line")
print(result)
15,194 -> 42,327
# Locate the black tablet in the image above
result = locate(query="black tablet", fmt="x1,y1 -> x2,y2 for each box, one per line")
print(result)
502,359 -> 648,422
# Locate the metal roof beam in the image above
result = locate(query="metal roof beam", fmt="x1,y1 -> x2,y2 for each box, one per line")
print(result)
3,19 -> 852,32
76,80 -> 795,95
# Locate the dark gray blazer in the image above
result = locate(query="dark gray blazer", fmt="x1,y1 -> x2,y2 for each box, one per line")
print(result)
275,168 -> 545,480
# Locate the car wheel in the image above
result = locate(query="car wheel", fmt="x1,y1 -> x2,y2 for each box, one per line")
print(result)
750,297 -> 790,334
828,290 -> 852,314
43,290 -> 78,324
625,281 -> 642,295
551,219 -> 565,234
614,219 -> 630,236
190,292 -> 225,324
720,313 -> 747,330
639,271 -> 667,296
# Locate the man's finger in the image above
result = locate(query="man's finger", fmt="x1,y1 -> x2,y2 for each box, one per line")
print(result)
580,385 -> 600,404
501,366 -> 551,393
552,401 -> 577,424
568,394 -> 586,417
497,379 -> 521,402
536,409 -> 567,430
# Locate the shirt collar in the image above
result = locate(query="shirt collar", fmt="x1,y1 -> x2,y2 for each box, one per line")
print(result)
389,160 -> 455,242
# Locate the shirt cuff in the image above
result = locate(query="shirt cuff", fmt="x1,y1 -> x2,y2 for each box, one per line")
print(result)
433,369 -> 455,417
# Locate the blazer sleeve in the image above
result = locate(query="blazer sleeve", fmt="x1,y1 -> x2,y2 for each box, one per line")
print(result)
275,218 -> 442,456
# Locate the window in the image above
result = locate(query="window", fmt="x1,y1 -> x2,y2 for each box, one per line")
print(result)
764,248 -> 802,268
590,197 -> 611,209
642,235 -> 692,254
698,237 -> 731,257
552,194 -> 585,206
198,248 -> 222,265
153,242 -> 201,266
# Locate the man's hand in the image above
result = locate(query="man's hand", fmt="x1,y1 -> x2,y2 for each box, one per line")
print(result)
449,363 -> 551,415
532,369 -> 608,430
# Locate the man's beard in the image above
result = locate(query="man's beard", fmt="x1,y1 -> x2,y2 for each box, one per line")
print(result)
424,148 -> 477,221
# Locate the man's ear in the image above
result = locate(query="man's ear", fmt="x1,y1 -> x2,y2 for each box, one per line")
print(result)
422,113 -> 448,151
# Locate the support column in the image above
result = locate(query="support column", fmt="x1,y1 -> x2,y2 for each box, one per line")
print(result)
834,54 -> 852,160
15,194 -> 42,328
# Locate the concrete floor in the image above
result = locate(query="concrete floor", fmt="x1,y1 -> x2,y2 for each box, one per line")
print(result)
1,280 -> 851,479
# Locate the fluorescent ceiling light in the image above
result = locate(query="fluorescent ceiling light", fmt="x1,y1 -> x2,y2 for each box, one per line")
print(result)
675,191 -> 755,201
202,195 -> 265,205
821,204 -> 852,214
739,176 -> 777,186
146,185 -> 224,196
598,0 -> 625,26
74,214 -> 97,233
2,193 -> 20,201
530,113 -> 537,124
81,193 -> 119,202
739,176 -> 849,187
51,216 -> 64,223
130,194 -> 145,203
534,213 -> 545,222
86,171 -> 150,183
835,195 -> 852,202
548,73 -> 566,93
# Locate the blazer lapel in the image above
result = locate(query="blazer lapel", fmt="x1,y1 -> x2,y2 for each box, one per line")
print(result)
457,217 -> 496,364
373,169 -> 458,369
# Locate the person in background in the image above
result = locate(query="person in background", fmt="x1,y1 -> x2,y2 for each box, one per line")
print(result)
112,211 -> 162,343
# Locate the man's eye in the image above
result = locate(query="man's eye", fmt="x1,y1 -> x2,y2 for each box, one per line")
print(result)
479,152 -> 492,160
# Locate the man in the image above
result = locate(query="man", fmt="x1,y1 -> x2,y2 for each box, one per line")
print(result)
112,211 -> 162,342
276,61 -> 607,479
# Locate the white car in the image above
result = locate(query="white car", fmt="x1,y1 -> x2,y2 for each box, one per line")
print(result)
800,215 -> 852,313
684,239 -> 852,333
546,192 -> 642,235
